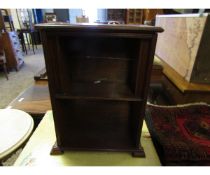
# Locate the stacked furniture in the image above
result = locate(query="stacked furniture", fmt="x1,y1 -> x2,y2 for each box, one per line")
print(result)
0,9 -> 24,72
153,14 -> 210,105
0,9 -> 24,71
36,23 -> 163,156
0,9 -> 14,32
2,31 -> 24,71
0,35 -> 8,79
156,13 -> 210,84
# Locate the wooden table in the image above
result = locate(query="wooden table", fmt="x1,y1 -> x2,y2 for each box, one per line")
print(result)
6,82 -> 51,127
7,83 -> 50,118
14,111 -> 161,166
155,55 -> 210,104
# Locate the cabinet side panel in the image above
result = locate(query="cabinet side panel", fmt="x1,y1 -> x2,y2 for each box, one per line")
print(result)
39,31 -> 63,146
131,35 -> 157,147
190,15 -> 210,84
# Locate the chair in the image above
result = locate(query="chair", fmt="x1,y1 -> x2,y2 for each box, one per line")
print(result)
16,9 -> 38,55
17,28 -> 37,55
0,53 -> 8,80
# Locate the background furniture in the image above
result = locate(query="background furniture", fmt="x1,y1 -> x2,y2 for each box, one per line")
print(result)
107,9 -> 126,23
0,9 -> 24,71
17,29 -> 38,54
0,109 -> 34,165
36,23 -> 163,156
106,9 -> 164,25
16,9 -> 40,54
2,31 -> 24,71
7,83 -> 50,128
155,13 -> 210,84
0,52 -> 8,80
14,111 -> 161,166
0,35 -> 8,79
125,9 -> 144,24
0,9 -> 14,32
156,56 -> 210,104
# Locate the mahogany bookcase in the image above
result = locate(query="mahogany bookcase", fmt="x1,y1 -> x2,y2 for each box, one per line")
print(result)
36,23 -> 163,157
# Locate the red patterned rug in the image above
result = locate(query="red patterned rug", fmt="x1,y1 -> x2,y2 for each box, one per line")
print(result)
145,103 -> 210,166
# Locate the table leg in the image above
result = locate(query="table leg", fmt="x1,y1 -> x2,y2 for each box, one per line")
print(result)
30,33 -> 35,54
3,63 -> 8,80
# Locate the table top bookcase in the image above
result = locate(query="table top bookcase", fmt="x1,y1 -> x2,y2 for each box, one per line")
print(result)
36,23 -> 163,157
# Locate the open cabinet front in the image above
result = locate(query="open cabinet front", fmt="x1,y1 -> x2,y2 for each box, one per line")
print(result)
36,23 -> 163,157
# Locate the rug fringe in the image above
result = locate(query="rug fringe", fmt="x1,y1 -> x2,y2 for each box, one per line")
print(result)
147,101 -> 208,108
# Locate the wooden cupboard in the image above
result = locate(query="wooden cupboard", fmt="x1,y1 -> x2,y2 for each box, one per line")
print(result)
36,23 -> 163,157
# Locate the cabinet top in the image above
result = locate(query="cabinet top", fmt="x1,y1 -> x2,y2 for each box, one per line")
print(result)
35,23 -> 163,33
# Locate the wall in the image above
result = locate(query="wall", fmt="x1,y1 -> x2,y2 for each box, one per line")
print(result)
97,9 -> 107,22
54,9 -> 70,22
69,9 -> 83,23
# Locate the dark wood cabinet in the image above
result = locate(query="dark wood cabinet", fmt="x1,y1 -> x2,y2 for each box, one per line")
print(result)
36,24 -> 163,157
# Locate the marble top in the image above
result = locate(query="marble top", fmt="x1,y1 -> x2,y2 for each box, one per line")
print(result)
0,109 -> 34,159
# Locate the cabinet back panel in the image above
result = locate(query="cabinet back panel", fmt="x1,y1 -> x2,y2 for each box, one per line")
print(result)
65,57 -> 130,83
60,37 -> 139,59
57,37 -> 140,94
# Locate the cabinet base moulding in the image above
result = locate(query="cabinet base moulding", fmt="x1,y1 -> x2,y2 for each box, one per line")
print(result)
50,142 -> 145,157
50,142 -> 64,155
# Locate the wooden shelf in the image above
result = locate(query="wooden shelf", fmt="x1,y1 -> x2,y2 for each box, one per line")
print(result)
55,94 -> 141,102
71,55 -> 134,61
55,82 -> 142,102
